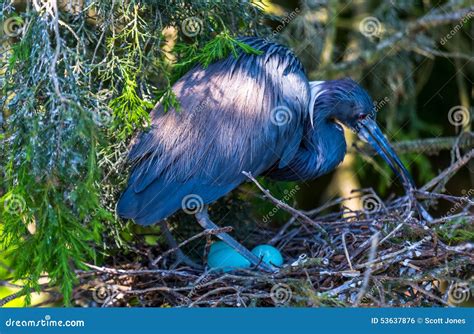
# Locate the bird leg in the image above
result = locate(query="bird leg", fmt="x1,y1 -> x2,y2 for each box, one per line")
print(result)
195,207 -> 277,273
159,222 -> 203,270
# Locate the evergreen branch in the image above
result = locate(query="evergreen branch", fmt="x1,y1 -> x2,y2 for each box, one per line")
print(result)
318,5 -> 474,75
352,133 -> 474,156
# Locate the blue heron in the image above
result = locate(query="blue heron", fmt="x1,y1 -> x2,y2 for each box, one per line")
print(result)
117,37 -> 430,272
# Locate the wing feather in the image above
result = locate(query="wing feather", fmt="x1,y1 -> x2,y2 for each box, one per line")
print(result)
118,38 -> 310,223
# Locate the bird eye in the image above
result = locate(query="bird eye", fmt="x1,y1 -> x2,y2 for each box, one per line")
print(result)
357,113 -> 368,121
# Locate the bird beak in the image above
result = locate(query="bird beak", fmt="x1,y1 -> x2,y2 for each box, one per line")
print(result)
357,119 -> 432,221
357,119 -> 414,190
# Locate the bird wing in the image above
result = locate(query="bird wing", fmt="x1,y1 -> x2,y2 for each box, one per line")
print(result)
118,38 -> 310,224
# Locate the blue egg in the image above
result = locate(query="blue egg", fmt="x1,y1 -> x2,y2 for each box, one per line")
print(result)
209,241 -> 232,254
251,245 -> 284,267
208,242 -> 251,272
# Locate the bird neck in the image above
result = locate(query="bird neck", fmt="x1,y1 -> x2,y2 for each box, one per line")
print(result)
309,115 -> 347,176
305,80 -> 350,175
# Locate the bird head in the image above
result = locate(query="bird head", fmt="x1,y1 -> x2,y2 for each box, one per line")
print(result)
310,78 -> 375,131
310,78 -> 431,220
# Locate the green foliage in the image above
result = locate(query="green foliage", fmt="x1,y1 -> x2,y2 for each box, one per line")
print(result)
0,14 -> 112,302
161,32 -> 263,112
434,218 -> 474,245
173,32 -> 263,80
0,0 -> 268,305
240,179 -> 300,226
109,74 -> 153,140
2,0 -> 468,307
156,85 -> 181,113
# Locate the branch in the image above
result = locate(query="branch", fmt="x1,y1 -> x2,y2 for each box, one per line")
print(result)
0,291 -> 25,307
318,6 -> 474,75
352,134 -> 474,156
242,171 -> 327,234
80,264 -> 198,279
421,148 -> 474,191
355,232 -> 379,306
151,227 -> 232,266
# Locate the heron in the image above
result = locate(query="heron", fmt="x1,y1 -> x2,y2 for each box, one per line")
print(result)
117,37 -> 430,272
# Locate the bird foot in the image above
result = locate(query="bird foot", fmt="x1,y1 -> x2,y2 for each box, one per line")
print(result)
170,250 -> 203,270
195,207 -> 278,274
159,221 -> 203,270
255,260 -> 279,273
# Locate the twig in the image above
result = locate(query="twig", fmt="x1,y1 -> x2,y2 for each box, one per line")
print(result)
355,236 -> 432,269
71,165 -> 473,308
243,171 -> 327,234
352,134 -> 474,156
151,227 -> 232,266
421,149 -> 474,191
320,6 -> 474,74
407,282 -> 448,305
81,263 -> 198,279
0,291 -> 25,307
341,232 -> 354,271
268,217 -> 297,245
355,233 -> 379,306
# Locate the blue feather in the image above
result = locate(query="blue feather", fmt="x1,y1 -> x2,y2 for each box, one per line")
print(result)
117,37 -> 309,223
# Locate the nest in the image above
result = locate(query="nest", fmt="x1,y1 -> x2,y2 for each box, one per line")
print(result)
75,151 -> 473,307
